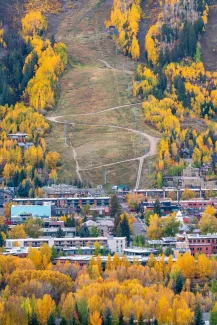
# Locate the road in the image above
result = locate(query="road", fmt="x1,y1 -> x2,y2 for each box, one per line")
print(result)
132,216 -> 146,236
119,198 -> 146,236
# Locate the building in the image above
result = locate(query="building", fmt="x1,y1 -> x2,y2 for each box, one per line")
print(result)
0,188 -> 14,207
7,133 -> 28,141
163,165 -> 207,188
6,236 -> 126,255
43,184 -> 105,198
13,196 -> 110,216
186,234 -> 217,256
123,247 -> 159,258
180,198 -> 217,210
90,206 -> 110,217
43,220 -> 65,228
53,255 -> 176,267
142,200 -> 180,216
62,246 -> 98,255
3,247 -> 33,257
82,218 -> 114,236
136,188 -> 217,200
42,227 -> 76,237
11,205 -> 51,224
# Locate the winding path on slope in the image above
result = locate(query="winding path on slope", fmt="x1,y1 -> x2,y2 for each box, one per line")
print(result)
97,59 -> 134,75
47,103 -> 160,190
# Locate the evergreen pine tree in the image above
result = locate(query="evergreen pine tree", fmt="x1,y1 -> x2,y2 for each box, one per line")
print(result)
28,313 -> 39,325
103,308 -> 112,325
194,303 -> 204,325
138,314 -> 143,325
174,273 -> 184,294
128,315 -> 134,325
110,195 -> 121,217
120,213 -> 131,244
56,226 -> 65,238
47,313 -> 56,325
119,311 -> 124,325
153,199 -> 161,216
60,318 -> 67,325
0,232 -> 4,247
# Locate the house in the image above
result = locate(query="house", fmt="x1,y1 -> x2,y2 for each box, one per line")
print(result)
116,185 -> 130,195
82,218 -> 114,236
42,227 -> 76,237
11,205 -> 51,224
107,25 -> 118,35
7,133 -> 28,141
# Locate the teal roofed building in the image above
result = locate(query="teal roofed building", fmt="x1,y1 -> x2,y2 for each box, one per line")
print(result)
11,205 -> 51,224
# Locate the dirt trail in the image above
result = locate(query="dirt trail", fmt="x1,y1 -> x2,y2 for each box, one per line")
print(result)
97,59 -> 134,74
50,103 -> 140,119
47,114 -> 160,189
46,0 -> 161,188
71,144 -> 82,182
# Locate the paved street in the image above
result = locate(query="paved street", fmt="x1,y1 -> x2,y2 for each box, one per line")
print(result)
133,216 -> 146,236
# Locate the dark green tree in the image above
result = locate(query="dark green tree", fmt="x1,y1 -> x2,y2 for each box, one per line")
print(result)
110,195 -> 121,217
47,313 -> 56,325
174,273 -> 184,294
138,314 -> 143,325
194,304 -> 204,325
56,226 -> 65,238
0,232 -> 5,247
118,311 -> 124,325
79,225 -> 90,237
120,213 -> 131,244
60,318 -> 67,325
165,247 -> 173,257
128,315 -> 134,325
28,313 -> 39,325
153,199 -> 161,216
103,308 -> 112,325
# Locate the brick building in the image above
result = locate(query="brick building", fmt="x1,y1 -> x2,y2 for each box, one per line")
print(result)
187,234 -> 217,256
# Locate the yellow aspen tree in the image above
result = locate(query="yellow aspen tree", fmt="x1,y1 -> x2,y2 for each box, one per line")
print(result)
35,294 -> 56,325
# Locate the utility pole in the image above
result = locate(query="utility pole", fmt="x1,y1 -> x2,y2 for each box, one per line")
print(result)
127,82 -> 131,98
140,132 -> 143,144
64,122 -> 67,145
148,161 -> 152,174
89,149 -> 93,166
103,170 -> 108,185
134,111 -> 137,129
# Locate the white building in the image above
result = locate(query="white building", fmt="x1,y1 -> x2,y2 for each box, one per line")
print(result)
6,236 -> 126,256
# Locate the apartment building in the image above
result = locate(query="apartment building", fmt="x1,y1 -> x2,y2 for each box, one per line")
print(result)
13,196 -> 110,216
186,234 -> 217,256
5,236 -> 126,255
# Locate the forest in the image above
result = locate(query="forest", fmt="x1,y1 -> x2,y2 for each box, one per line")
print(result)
0,248 -> 217,324
108,0 -> 217,187
0,1 -> 67,196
